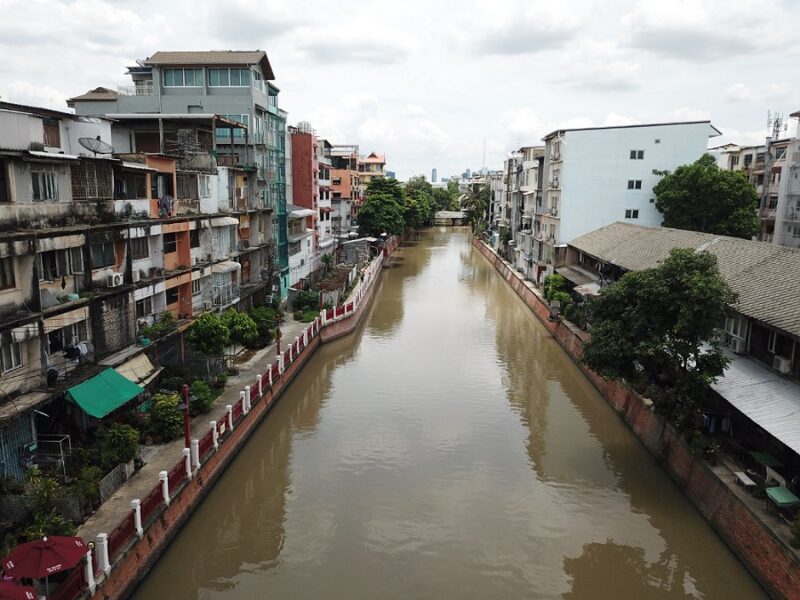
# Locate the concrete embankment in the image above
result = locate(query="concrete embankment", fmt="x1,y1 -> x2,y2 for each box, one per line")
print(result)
88,251 -> 389,600
472,238 -> 800,600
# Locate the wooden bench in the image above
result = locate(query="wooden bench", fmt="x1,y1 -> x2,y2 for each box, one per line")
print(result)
735,471 -> 757,489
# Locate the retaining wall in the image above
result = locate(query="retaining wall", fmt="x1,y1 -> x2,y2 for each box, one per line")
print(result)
473,238 -> 800,600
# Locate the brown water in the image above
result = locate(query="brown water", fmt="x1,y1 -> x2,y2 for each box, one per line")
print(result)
134,229 -> 766,599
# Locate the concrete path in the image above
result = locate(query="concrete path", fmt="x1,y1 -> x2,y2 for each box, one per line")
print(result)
77,314 -> 311,541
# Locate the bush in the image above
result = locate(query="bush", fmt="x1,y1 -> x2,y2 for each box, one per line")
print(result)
99,423 -> 140,468
298,310 -> 318,323
543,274 -> 568,302
190,380 -> 216,414
72,466 -> 102,512
22,469 -> 77,539
293,290 -> 319,313
141,311 -> 177,340
248,306 -> 277,347
187,312 -> 229,356
150,393 -> 184,442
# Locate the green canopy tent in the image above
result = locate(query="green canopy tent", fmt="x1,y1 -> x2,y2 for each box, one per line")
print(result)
66,368 -> 144,420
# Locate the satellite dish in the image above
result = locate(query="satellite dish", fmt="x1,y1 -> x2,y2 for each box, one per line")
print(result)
78,136 -> 114,156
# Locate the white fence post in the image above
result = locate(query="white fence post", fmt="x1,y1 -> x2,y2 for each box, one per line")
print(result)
191,439 -> 200,472
278,354 -> 284,373
183,448 -> 192,481
131,499 -> 143,538
303,329 -> 308,346
226,404 -> 233,431
210,421 -> 219,449
240,390 -> 247,415
256,374 -> 262,398
95,533 -> 110,574
85,549 -> 96,594
268,365 -> 273,387
159,470 -> 170,506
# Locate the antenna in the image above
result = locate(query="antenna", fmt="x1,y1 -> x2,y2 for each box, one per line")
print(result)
78,135 -> 114,156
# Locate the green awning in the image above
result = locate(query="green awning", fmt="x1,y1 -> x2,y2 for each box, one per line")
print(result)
766,486 -> 800,508
67,368 -> 144,419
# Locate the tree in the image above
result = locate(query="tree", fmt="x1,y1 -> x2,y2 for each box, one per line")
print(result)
653,153 -> 760,239
149,393 -> 183,441
582,248 -> 735,422
433,187 -> 451,212
403,176 -> 435,227
99,423 -> 139,469
461,184 -> 490,232
187,312 -> 229,356
357,180 -> 406,237
220,308 -> 258,355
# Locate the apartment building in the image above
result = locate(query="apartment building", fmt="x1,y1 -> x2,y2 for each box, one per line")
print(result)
711,112 -> 800,248
514,146 -> 544,281
67,49 -> 289,297
330,145 -> 360,238
317,139 -> 335,259
358,152 -> 386,192
533,121 -> 720,283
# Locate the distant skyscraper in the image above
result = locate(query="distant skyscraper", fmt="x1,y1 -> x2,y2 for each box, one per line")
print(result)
386,170 -> 396,179
431,168 -> 438,183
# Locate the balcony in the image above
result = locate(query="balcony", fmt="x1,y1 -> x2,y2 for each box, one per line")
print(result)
117,83 -> 154,96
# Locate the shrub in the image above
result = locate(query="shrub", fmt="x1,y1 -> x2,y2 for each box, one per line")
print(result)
140,311 -> 177,340
248,306 -> 277,347
99,423 -> 140,468
220,309 -> 258,353
22,468 -> 77,539
293,290 -> 319,313
190,380 -> 216,414
150,393 -> 184,441
543,274 -> 568,302
72,466 -> 102,512
298,310 -> 318,323
187,312 -> 229,356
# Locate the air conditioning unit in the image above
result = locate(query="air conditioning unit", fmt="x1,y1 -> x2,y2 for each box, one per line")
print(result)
773,355 -> 792,374
132,270 -> 141,283
729,337 -> 747,355
107,272 -> 124,287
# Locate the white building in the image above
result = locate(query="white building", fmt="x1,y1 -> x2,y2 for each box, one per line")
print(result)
534,120 -> 721,283
317,139 -> 335,264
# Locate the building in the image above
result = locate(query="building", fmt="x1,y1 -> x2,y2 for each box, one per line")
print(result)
431,168 -> 437,183
513,146 -> 544,280
316,139 -> 335,262
67,49 -> 289,297
533,120 -> 720,283
560,221 -> 800,464
330,145 -> 360,238
358,152 -> 386,190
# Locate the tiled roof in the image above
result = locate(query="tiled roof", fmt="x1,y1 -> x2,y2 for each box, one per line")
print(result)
142,51 -> 275,79
66,87 -> 118,105
569,222 -> 800,338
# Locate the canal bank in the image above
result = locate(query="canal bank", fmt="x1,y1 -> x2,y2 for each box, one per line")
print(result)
472,237 -> 800,600
80,250 -> 391,600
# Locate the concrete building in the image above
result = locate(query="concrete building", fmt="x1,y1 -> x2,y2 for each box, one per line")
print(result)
514,146 -> 544,280
533,120 -> 720,283
67,49 -> 289,297
317,139 -> 335,262
330,145 -> 360,238
358,152 -> 386,190
431,168 -> 437,183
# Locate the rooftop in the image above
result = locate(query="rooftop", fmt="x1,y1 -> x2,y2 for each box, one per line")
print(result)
543,120 -> 721,140
569,222 -> 800,339
142,50 -> 275,80
66,87 -> 118,106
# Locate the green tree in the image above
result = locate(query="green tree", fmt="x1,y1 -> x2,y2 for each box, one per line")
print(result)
403,176 -> 435,228
582,248 -> 735,422
446,179 -> 460,208
187,312 -> 230,356
220,308 -> 258,355
653,153 -> 760,239
461,184 -> 490,232
150,393 -> 183,441
433,187 -> 452,212
99,423 -> 139,469
357,187 -> 406,236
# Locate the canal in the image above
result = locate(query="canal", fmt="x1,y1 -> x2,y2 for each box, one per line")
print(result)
134,228 -> 765,599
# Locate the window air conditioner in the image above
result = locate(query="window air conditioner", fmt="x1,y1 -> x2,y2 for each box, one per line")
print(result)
108,272 -> 124,287
773,355 -> 792,374
132,270 -> 141,283
729,337 -> 747,355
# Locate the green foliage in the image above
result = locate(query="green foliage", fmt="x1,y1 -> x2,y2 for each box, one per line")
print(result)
150,393 -> 184,441
403,176 -> 435,228
293,290 -> 320,313
321,253 -> 334,274
654,154 -> 760,239
461,184 -> 490,232
190,380 -> 216,414
22,511 -> 76,540
543,274 -> 569,301
432,187 -> 452,212
72,466 -> 102,511
582,248 -> 735,420
358,189 -> 406,237
298,310 -> 318,323
21,468 -> 76,539
99,423 -> 140,468
220,309 -> 258,352
140,311 -> 176,340
187,312 -> 230,356
0,474 -> 24,494
248,306 -> 277,347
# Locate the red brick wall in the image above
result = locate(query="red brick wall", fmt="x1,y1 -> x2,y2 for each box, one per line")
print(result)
472,239 -> 800,600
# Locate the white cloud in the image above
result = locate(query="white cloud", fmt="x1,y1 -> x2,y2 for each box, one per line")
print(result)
724,83 -> 752,103
603,113 -> 639,126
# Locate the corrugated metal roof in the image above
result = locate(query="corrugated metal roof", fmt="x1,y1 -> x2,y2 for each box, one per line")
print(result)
712,352 -> 800,455
142,51 -> 275,80
569,222 -> 800,339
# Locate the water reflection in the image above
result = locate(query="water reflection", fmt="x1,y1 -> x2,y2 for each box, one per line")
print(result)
135,229 -> 764,600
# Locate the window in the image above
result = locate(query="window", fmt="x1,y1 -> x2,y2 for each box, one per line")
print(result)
793,223 -> 800,239
39,249 -> 82,280
216,114 -> 249,138
131,237 -> 149,260
190,229 -> 200,248
729,155 -> 740,168
163,233 -> 177,254
165,287 -> 179,305
114,172 -> 147,199
768,330 -> 776,353
0,160 -> 9,203
192,279 -> 201,295
177,174 -> 198,198
744,154 -> 753,167
31,170 -> 58,201
629,150 -> 644,160
163,68 -> 203,87
627,180 -> 642,190
208,68 -> 250,87
654,138 -> 661,144
775,147 -> 787,160
91,242 -> 116,268
199,175 -> 211,197
47,320 -> 87,354
0,257 -> 14,290
725,317 -> 747,339
42,118 -> 61,148
624,209 -> 639,219
1,332 -> 22,373
136,297 -> 153,320
769,196 -> 779,209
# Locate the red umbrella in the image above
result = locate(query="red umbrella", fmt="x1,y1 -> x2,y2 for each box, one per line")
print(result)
2,536 -> 86,579
0,582 -> 37,600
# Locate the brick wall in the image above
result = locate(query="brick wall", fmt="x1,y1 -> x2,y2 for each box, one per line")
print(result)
90,292 -> 136,359
473,238 -> 800,600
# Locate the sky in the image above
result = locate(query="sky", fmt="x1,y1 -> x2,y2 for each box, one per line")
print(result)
1,0 -> 798,180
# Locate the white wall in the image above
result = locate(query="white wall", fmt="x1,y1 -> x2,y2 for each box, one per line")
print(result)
63,117 -> 112,156
559,122 -> 717,243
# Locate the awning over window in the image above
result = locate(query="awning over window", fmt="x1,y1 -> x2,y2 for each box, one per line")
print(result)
66,368 -> 143,419
555,265 -> 599,287
114,353 -> 161,386
210,216 -> 239,227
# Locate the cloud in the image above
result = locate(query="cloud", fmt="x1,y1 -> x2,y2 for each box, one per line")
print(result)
299,39 -> 408,64
403,104 -> 425,117
670,107 -> 711,121
471,3 -> 580,55
619,0 -> 798,61
2,81 -> 70,111
724,83 -> 752,103
603,113 -> 639,126
207,0 -> 301,44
